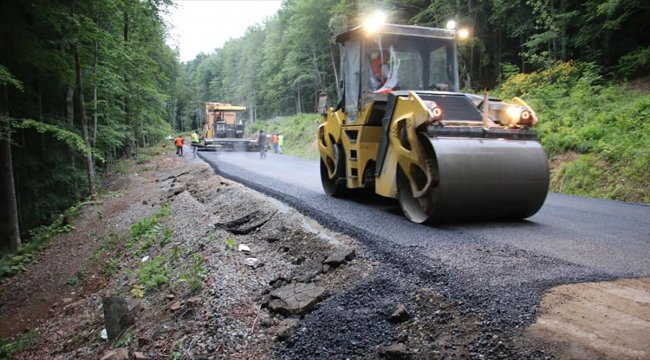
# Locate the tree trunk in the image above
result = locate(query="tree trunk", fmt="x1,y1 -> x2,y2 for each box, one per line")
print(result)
65,85 -> 74,126
296,86 -> 302,114
92,41 -> 98,149
329,41 -> 341,100
37,74 -> 44,121
310,44 -> 322,90
123,6 -> 131,157
0,86 -> 21,250
74,45 -> 96,198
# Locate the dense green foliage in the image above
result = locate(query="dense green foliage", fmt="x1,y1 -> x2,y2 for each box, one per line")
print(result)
176,0 -> 649,126
0,0 -> 178,249
494,62 -> 650,202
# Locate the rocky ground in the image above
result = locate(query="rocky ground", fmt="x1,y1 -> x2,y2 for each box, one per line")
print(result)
0,146 -> 647,359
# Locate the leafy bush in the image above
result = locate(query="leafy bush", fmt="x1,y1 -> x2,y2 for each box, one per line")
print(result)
247,113 -> 321,159
127,204 -> 171,253
136,256 -> 169,290
116,160 -> 128,175
500,62 -> 520,81
616,47 -> 650,78
178,254 -> 207,294
494,61 -> 650,203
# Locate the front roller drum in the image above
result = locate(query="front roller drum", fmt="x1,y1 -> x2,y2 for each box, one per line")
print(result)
401,137 -> 549,221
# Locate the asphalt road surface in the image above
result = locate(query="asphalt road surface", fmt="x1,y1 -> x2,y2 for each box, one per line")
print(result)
198,149 -> 650,329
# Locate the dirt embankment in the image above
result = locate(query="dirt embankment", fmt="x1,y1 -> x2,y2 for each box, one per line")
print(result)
525,278 -> 650,359
1,149 -> 648,359
0,152 -> 374,358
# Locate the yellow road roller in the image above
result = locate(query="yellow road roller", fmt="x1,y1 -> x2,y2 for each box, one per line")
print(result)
318,23 -> 549,223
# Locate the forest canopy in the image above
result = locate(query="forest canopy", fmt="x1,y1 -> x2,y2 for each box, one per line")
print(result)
175,0 -> 650,126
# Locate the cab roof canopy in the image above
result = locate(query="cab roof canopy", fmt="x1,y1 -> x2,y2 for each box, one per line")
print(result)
335,23 -> 455,44
205,102 -> 246,112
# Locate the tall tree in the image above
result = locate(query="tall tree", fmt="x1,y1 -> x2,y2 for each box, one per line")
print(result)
0,67 -> 22,250
0,0 -> 175,250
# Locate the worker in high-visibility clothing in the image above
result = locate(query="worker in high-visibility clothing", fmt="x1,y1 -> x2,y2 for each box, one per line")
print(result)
271,133 -> 279,153
191,131 -> 200,157
175,135 -> 184,157
277,134 -> 284,154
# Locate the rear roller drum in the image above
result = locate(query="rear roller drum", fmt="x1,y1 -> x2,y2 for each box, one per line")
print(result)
396,166 -> 434,224
320,143 -> 347,197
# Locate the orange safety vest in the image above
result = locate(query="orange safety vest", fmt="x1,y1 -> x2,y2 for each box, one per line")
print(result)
271,134 -> 278,144
175,137 -> 183,147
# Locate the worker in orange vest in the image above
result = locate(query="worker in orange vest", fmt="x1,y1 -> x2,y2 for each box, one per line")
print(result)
277,133 -> 284,154
271,133 -> 279,153
175,135 -> 184,157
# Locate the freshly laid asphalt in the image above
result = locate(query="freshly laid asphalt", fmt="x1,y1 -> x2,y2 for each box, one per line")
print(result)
198,149 -> 650,358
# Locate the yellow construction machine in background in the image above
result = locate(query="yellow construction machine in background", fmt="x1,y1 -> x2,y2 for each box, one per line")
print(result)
203,102 -> 259,151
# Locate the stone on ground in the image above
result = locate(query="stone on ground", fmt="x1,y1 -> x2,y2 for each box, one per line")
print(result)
268,282 -> 326,315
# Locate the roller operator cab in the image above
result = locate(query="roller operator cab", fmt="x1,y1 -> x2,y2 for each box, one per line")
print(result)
318,23 -> 549,223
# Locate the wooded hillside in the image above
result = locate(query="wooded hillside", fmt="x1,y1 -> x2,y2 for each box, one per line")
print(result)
176,0 -> 649,124
0,0 -> 177,250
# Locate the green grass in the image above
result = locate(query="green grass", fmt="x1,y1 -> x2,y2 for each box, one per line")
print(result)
135,255 -> 169,290
103,258 -> 120,276
247,113 -> 321,159
127,204 -> 171,254
0,203 -> 81,280
140,143 -> 169,157
493,61 -> 650,203
0,332 -> 38,359
135,154 -> 150,164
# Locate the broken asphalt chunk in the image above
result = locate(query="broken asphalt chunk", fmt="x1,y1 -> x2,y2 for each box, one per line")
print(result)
388,304 -> 411,323
268,282 -> 327,315
378,342 -> 411,359
323,247 -> 356,267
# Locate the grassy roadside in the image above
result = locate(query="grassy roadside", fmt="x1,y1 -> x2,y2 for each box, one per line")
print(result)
246,113 -> 321,159
493,62 -> 650,203
249,63 -> 649,204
